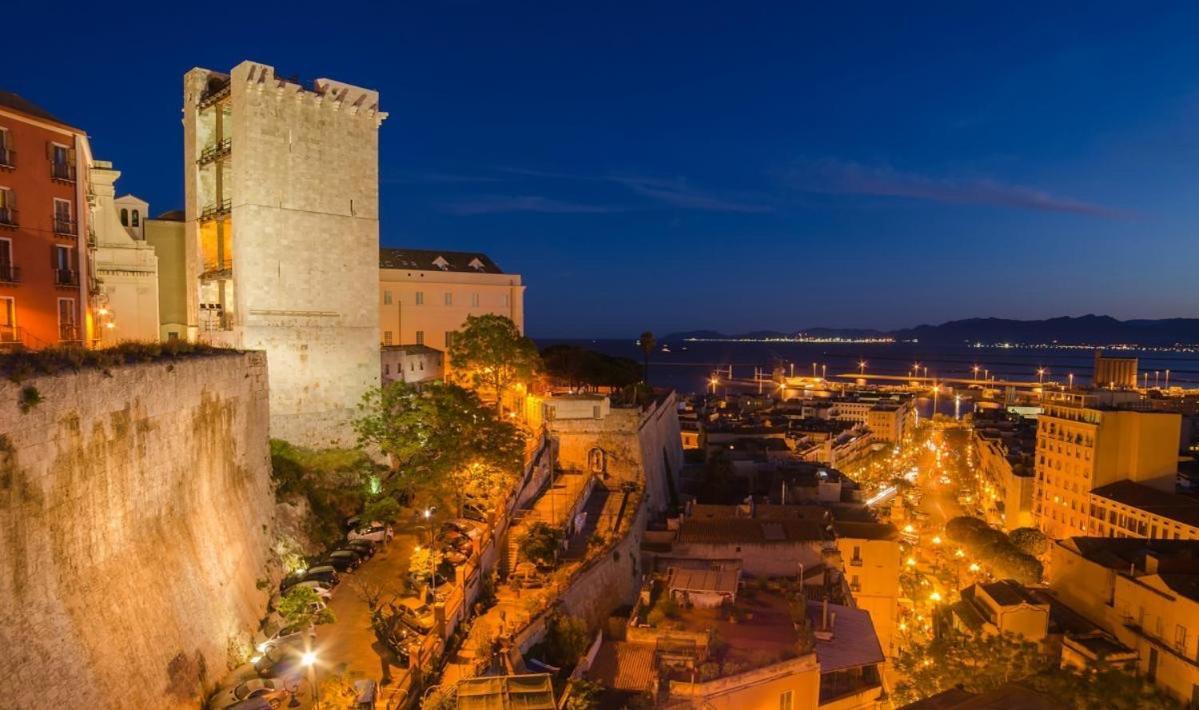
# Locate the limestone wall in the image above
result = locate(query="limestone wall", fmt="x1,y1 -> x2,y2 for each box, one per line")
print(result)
0,351 -> 274,709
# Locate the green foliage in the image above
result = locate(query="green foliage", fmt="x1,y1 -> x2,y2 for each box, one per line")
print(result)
894,628 -> 1051,704
1010,527 -> 1050,557
563,679 -> 603,710
1027,662 -> 1180,710
520,522 -> 564,569
409,546 -> 444,587
360,495 -> 403,524
696,451 -> 740,504
544,614 -> 592,668
17,385 -> 41,413
276,585 -> 336,628
447,314 -> 541,410
269,439 -> 378,547
945,515 -> 1043,585
1,340 -> 231,381
541,344 -> 642,391
354,381 -> 525,506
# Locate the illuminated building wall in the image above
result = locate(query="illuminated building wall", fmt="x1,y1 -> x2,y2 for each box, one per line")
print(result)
89,163 -> 160,344
183,61 -> 385,445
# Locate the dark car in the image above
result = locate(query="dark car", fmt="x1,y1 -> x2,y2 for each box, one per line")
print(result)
342,539 -> 377,559
282,565 -> 341,593
324,550 -> 363,573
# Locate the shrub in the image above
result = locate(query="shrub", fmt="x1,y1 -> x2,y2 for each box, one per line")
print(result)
1010,527 -> 1050,557
520,522 -> 563,569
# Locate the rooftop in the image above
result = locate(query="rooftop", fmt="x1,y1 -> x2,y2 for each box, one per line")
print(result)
455,674 -> 556,710
0,91 -> 79,130
978,579 -> 1043,607
379,247 -> 503,273
667,567 -> 740,596
903,683 -> 1060,710
1091,480 -> 1199,528
1061,537 -> 1199,576
832,521 -> 899,541
805,600 -> 885,673
677,518 -> 827,545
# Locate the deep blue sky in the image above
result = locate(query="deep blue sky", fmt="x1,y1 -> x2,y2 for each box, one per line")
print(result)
8,2 -> 1199,336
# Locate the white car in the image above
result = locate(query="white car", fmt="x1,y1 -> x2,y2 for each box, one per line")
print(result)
348,523 -> 394,544
253,614 -> 315,654
207,678 -> 286,709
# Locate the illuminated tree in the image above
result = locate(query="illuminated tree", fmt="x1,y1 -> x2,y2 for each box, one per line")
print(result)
276,585 -> 336,628
894,628 -> 1049,704
448,314 -> 541,412
1010,527 -> 1050,557
409,546 -> 443,589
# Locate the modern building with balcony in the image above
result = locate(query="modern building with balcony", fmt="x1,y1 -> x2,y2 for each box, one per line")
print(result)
0,92 -> 94,349
182,61 -> 386,444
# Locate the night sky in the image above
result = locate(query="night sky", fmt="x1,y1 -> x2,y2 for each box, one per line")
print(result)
8,2 -> 1199,336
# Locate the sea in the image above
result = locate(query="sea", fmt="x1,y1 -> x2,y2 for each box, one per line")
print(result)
536,338 -> 1199,408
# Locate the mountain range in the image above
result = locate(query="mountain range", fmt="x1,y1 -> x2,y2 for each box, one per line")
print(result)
665,315 -> 1199,346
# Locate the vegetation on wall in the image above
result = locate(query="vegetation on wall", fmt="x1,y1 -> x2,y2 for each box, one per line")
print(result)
1,341 -> 234,381
541,344 -> 642,391
519,522 -> 564,569
270,439 -> 379,547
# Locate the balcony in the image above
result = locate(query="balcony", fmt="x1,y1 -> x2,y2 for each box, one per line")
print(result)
58,324 -> 81,344
197,138 -> 232,166
198,80 -> 231,110
53,216 -> 78,238
54,268 -> 79,287
51,161 -> 76,182
0,207 -> 15,227
0,147 -> 13,169
0,263 -> 19,284
200,198 -> 232,221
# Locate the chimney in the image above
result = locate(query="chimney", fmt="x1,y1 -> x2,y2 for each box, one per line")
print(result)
815,598 -> 835,641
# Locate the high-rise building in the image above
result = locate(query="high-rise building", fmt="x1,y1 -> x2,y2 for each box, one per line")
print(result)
378,248 -> 524,351
1034,390 -> 1181,539
182,62 -> 386,445
1093,350 -> 1138,389
0,92 -> 94,349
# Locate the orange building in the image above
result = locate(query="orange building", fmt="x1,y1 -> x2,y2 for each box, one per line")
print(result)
0,92 -> 93,349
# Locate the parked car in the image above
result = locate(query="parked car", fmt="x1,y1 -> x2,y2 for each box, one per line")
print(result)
393,597 -> 435,634
461,501 -> 489,523
301,565 -> 341,587
208,678 -> 287,709
341,539 -> 377,559
442,519 -> 484,539
324,550 -> 363,572
348,523 -> 394,544
252,646 -> 306,681
267,591 -> 327,615
440,547 -> 469,566
254,614 -> 315,654
437,529 -> 474,554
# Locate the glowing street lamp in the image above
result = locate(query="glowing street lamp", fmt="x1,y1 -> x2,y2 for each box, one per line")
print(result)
968,562 -> 981,573
1037,368 -> 1046,385
972,364 -> 980,380
859,360 -> 867,374
1068,373 -> 1074,390
929,591 -> 942,603
906,557 -> 917,568
931,536 -> 942,546
301,651 -> 319,709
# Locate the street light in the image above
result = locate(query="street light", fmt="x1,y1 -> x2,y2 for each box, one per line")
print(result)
301,651 -> 319,709
972,364 -> 980,380
859,360 -> 867,374
1037,368 -> 1046,385
423,507 -> 433,545
1068,373 -> 1074,390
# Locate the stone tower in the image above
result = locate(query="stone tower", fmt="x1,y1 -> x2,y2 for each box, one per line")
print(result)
182,61 -> 386,446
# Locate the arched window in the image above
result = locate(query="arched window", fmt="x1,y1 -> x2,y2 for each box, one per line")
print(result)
120,208 -> 128,226
588,448 -> 606,475
131,209 -> 140,227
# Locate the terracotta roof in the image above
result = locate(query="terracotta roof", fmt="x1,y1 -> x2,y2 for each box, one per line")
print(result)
587,641 -> 655,691
379,247 -> 503,273
0,91 -> 79,130
1091,480 -> 1199,528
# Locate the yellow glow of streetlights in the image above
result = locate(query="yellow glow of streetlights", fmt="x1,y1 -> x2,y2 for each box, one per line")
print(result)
906,557 -> 917,567
932,535 -> 942,545
301,651 -> 317,667
954,548 -> 964,558
929,591 -> 942,603
969,563 -> 981,573
903,524 -> 914,533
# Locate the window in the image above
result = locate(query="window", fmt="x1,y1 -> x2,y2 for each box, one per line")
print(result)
120,208 -> 128,226
445,331 -> 454,349
471,292 -> 480,307
384,363 -> 390,375
383,290 -> 392,305
851,545 -> 862,565
0,238 -> 12,283
57,298 -> 77,341
779,691 -> 794,710
1176,625 -> 1188,654
444,291 -> 453,306
415,291 -> 424,305
0,186 -> 14,225
383,330 -> 393,345
415,330 -> 424,345
167,332 -> 180,342
0,127 -> 11,166
0,297 -> 15,342
53,245 -> 74,284
131,209 -> 140,227
49,143 -> 74,181
53,198 -> 73,234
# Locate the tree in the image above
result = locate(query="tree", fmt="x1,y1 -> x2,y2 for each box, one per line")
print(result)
696,452 -> 741,504
409,546 -> 443,589
563,679 -> 603,710
276,585 -> 336,628
542,345 -> 642,391
544,613 -> 592,668
894,628 -> 1050,704
354,381 -> 525,505
638,331 -> 656,384
448,314 -> 541,412
1010,527 -> 1050,557
1028,662 -> 1180,710
520,522 -> 564,569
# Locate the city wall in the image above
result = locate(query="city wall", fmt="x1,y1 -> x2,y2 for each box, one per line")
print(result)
0,351 -> 275,709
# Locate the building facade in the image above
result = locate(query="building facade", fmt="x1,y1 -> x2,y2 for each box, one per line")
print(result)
1034,390 -> 1181,539
1087,480 -> 1199,540
378,248 -> 524,351
0,93 -> 94,349
183,62 -> 385,445
89,163 -> 159,344
380,344 -> 444,385
144,210 -> 187,341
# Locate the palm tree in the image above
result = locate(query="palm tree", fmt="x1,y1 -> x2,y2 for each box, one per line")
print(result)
638,331 -> 656,385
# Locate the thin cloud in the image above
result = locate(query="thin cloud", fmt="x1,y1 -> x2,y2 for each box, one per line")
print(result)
498,167 -> 775,213
788,160 -> 1125,219
440,195 -> 625,216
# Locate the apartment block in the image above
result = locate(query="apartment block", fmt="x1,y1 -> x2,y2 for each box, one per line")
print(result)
378,247 -> 524,351
1034,390 -> 1181,539
182,62 -> 385,444
1087,480 -> 1199,540
973,410 -> 1037,531
0,92 -> 93,349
